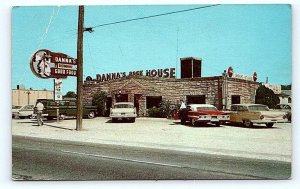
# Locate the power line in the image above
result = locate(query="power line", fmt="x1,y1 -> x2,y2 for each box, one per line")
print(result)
90,4 -> 220,29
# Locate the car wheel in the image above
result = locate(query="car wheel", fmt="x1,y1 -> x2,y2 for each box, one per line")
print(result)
181,118 -> 186,125
191,119 -> 197,126
244,120 -> 253,127
112,118 -> 116,123
131,118 -> 136,123
47,116 -> 54,120
88,111 -> 95,119
215,122 -> 220,127
59,114 -> 66,120
266,123 -> 274,128
19,116 -> 25,119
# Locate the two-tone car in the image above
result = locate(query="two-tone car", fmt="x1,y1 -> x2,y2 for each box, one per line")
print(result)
12,105 -> 35,119
110,102 -> 137,123
229,104 -> 288,127
180,104 -> 230,126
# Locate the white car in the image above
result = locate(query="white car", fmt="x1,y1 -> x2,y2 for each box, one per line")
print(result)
12,105 -> 35,119
12,105 -> 23,118
110,102 -> 137,123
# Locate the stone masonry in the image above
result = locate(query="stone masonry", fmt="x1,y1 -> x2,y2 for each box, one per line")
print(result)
83,75 -> 259,116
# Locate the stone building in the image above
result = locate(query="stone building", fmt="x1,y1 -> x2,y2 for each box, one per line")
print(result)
83,57 -> 259,116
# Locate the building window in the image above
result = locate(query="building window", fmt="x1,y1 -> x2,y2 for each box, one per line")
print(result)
288,97 -> 291,103
146,96 -> 162,109
231,95 -> 241,104
186,95 -> 205,104
115,94 -> 128,102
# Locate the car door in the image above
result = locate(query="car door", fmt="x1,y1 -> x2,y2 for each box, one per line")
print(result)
21,105 -> 34,117
229,105 -> 239,122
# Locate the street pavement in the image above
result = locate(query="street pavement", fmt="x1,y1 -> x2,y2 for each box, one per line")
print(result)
11,117 -> 292,162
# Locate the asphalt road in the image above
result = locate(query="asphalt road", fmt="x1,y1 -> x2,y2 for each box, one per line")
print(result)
12,136 -> 291,180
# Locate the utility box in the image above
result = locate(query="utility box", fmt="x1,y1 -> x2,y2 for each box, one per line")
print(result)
180,57 -> 202,78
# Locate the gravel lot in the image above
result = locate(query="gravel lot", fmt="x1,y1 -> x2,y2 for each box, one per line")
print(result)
12,117 -> 292,162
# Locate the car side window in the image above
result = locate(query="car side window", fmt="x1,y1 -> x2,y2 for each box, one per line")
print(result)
231,106 -> 237,111
237,106 -> 247,111
69,101 -> 76,106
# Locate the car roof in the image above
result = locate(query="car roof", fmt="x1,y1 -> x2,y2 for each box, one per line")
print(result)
188,104 -> 216,108
114,102 -> 134,105
231,104 -> 267,107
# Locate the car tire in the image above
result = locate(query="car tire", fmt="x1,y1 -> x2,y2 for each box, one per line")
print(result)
19,116 -> 25,119
59,114 -> 66,120
131,118 -> 135,123
215,122 -> 220,127
112,118 -> 116,123
191,119 -> 196,126
88,111 -> 95,119
266,123 -> 274,128
243,120 -> 253,127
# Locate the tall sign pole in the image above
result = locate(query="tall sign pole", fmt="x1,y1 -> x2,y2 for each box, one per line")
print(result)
76,5 -> 84,131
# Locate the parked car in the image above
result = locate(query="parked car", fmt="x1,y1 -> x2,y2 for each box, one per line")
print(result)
274,103 -> 291,122
12,105 -> 35,119
178,104 -> 230,126
34,99 -> 97,120
229,104 -> 288,128
110,102 -> 137,123
12,105 -> 23,118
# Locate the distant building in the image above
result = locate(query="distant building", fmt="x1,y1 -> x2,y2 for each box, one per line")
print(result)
12,85 -> 53,106
278,90 -> 291,104
263,83 -> 281,94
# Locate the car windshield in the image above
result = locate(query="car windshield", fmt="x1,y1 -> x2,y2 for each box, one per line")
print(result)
248,105 -> 269,111
114,104 -> 134,108
196,106 -> 217,111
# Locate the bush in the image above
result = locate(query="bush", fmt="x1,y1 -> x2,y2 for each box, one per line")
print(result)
148,107 -> 162,118
147,100 -> 177,118
92,91 -> 108,116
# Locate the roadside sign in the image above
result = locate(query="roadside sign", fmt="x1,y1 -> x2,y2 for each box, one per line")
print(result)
30,49 -> 77,79
54,79 -> 63,101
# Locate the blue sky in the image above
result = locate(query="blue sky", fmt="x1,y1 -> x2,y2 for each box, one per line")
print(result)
12,4 -> 291,94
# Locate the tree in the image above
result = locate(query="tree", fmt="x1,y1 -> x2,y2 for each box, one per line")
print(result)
281,84 -> 291,90
63,91 -> 77,98
92,91 -> 108,116
255,85 -> 280,108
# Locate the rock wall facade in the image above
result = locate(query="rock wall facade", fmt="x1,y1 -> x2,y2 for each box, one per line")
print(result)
83,75 -> 259,116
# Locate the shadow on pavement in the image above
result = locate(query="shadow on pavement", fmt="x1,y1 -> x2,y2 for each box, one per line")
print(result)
170,121 -> 223,128
223,122 -> 278,129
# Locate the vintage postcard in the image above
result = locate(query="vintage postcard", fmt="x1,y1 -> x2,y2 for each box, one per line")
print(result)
12,4 -> 291,180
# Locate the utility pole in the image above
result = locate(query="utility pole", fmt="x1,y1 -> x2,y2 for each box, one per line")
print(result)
76,5 -> 84,131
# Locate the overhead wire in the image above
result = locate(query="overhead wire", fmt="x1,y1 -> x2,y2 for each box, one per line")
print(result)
90,4 -> 220,29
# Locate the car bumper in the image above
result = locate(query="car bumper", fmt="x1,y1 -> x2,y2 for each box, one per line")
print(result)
110,114 -> 137,118
251,119 -> 289,124
190,115 -> 230,123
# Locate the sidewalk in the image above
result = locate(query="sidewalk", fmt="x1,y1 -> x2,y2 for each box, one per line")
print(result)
12,117 -> 292,162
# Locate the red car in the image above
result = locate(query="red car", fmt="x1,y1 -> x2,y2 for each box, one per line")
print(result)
176,104 -> 230,126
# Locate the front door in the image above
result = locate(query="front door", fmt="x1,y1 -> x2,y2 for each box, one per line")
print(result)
134,94 -> 142,116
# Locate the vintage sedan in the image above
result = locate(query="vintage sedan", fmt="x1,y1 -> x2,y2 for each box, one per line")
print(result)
180,104 -> 230,126
274,103 -> 291,122
110,102 -> 137,123
12,105 -> 23,118
12,105 -> 34,119
229,104 -> 288,127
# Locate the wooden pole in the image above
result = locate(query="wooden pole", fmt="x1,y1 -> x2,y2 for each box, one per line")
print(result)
76,5 -> 84,131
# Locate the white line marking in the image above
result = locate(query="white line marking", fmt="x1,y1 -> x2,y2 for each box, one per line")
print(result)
61,150 -> 184,168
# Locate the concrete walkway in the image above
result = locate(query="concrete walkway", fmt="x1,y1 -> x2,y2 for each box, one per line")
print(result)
12,117 -> 292,162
